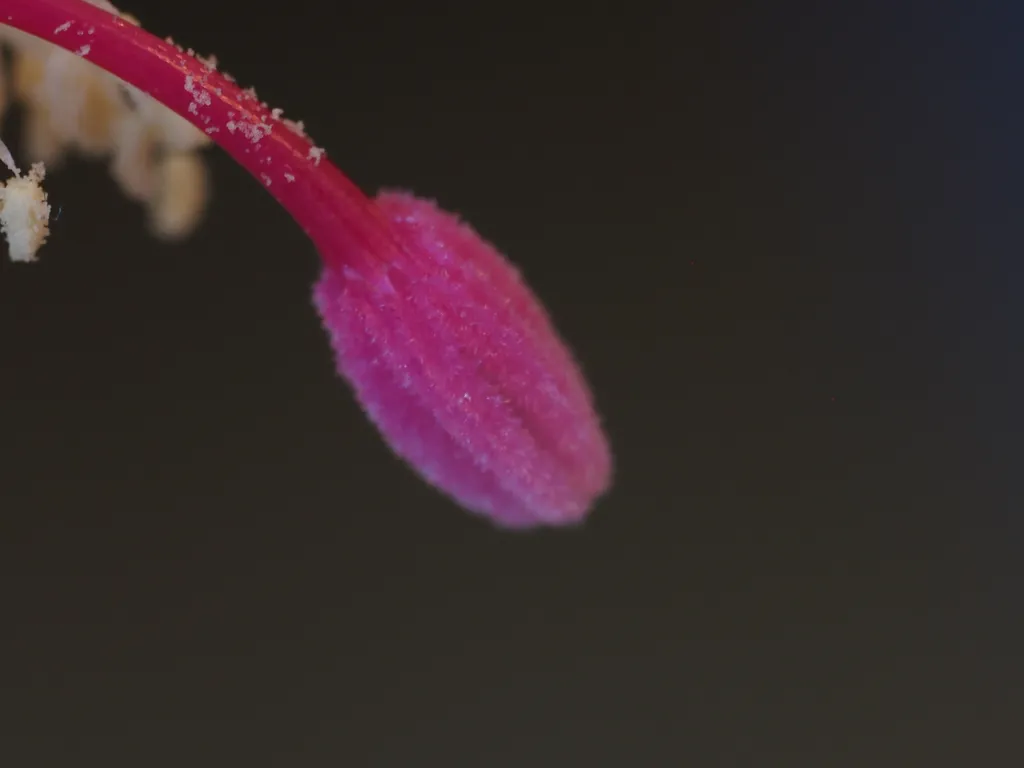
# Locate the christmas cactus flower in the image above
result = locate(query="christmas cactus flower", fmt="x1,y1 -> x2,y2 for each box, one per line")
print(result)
0,0 -> 613,528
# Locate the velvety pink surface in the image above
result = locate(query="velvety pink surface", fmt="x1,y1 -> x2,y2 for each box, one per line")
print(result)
314,192 -> 612,527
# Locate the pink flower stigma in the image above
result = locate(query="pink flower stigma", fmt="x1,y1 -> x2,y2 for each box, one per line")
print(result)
314,192 -> 612,527
0,0 -> 613,527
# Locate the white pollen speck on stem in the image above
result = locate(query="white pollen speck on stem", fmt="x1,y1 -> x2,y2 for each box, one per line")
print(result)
307,146 -> 324,165
75,44 -> 91,56
183,75 -> 212,109
284,172 -> 295,183
233,120 -> 271,144
54,21 -> 71,33
284,119 -> 307,137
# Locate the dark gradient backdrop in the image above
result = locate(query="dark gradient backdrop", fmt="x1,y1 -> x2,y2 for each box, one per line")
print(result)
0,1 -> 1021,765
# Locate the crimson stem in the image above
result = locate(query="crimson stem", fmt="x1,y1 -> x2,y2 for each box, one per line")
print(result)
0,0 -> 398,272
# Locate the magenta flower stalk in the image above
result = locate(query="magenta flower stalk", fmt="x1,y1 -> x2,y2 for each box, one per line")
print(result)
0,0 -> 613,527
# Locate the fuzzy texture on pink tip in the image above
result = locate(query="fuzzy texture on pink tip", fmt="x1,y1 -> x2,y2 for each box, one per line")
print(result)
314,192 -> 612,527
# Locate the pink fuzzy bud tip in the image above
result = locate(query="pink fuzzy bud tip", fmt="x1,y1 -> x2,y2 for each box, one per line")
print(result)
312,191 -> 612,528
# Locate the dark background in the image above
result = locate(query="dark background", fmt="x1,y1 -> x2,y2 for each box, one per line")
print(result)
1,1 -> 1022,765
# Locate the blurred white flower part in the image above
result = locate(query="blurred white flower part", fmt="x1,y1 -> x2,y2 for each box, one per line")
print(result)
0,0 -> 212,249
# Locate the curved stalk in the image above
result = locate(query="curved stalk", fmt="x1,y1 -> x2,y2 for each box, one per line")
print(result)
0,0 -> 397,273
